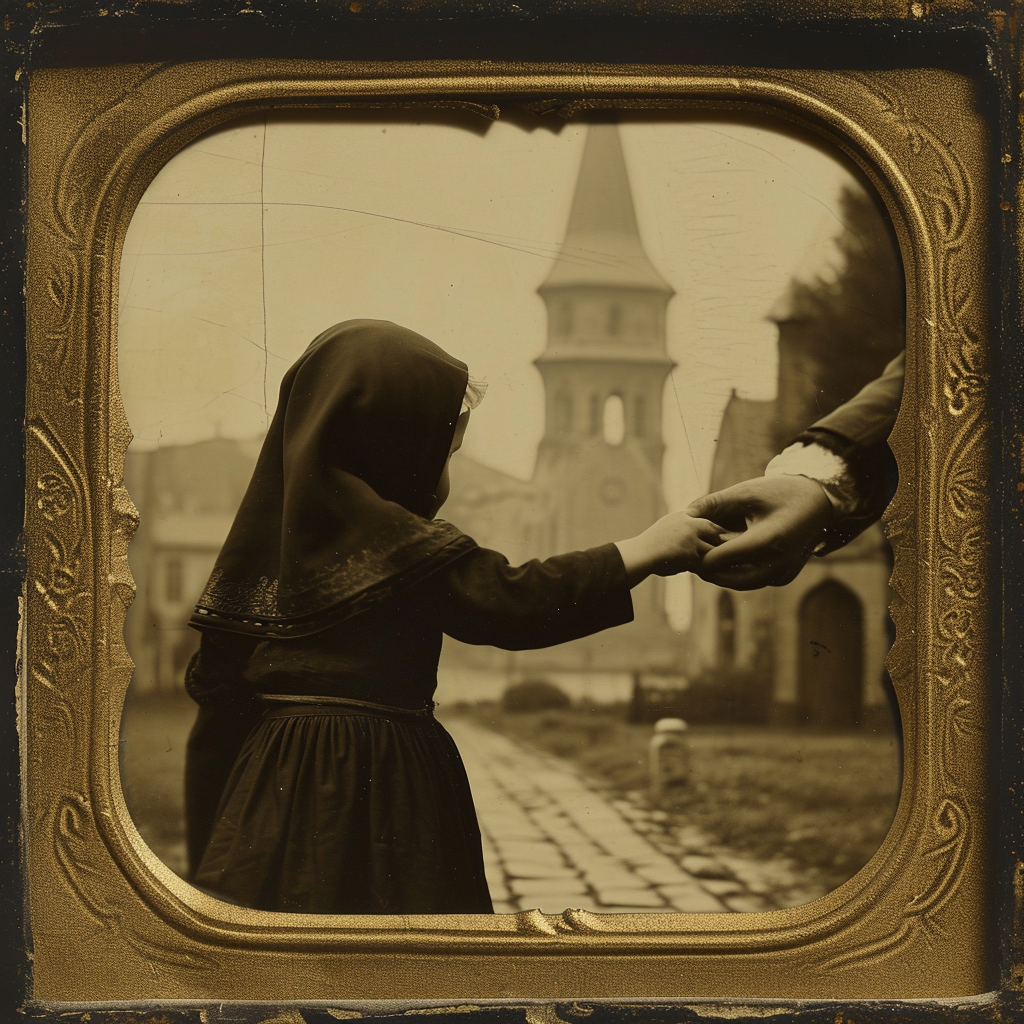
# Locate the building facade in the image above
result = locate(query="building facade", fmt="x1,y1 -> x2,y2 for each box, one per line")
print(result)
688,275 -> 903,729
124,437 -> 261,692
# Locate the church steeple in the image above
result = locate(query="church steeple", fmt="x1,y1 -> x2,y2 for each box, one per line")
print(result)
537,125 -> 675,367
540,124 -> 673,294
529,123 -> 678,656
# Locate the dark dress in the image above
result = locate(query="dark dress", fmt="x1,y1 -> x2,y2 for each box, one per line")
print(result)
186,539 -> 632,915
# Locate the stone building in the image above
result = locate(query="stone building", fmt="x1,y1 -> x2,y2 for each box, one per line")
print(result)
439,124 -> 687,701
124,437 -> 261,692
687,273 -> 902,729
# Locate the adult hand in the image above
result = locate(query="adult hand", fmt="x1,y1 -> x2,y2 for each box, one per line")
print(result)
685,475 -> 832,590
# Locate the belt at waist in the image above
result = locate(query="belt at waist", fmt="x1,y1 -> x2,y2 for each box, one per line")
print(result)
256,693 -> 435,719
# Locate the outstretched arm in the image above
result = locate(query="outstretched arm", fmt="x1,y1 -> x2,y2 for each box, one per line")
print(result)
437,514 -> 721,649
688,351 -> 904,591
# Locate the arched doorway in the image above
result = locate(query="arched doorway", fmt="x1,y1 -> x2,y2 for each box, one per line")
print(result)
797,580 -> 863,728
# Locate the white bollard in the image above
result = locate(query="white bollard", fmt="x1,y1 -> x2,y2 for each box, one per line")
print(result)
649,717 -> 690,801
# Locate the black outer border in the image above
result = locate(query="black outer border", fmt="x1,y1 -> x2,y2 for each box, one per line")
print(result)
1,3 -> 1020,1021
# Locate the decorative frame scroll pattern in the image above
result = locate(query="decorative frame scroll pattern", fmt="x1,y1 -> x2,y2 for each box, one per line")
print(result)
23,63 -> 990,1001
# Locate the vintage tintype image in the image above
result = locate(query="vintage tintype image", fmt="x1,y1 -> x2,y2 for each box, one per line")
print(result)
117,110 -> 904,919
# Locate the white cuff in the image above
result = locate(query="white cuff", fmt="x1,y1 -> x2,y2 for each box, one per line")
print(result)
765,442 -> 861,553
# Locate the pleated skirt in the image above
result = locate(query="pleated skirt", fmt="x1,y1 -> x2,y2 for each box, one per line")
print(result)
193,703 -> 494,914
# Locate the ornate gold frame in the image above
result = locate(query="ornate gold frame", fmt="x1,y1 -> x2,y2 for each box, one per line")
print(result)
24,62 -> 990,1002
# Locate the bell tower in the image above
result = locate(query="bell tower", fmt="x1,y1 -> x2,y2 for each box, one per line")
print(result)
533,124 -> 677,652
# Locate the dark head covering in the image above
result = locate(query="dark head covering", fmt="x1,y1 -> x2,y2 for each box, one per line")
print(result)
190,319 -> 476,638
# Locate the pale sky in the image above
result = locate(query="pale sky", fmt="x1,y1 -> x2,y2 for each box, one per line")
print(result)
118,112 -> 862,625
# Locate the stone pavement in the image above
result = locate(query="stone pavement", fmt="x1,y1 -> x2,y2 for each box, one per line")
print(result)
443,715 -> 778,915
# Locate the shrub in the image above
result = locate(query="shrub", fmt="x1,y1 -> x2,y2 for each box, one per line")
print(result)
630,668 -> 771,725
682,667 -> 772,725
501,678 -> 571,713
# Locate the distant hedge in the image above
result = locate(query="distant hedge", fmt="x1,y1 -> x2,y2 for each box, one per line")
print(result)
501,679 -> 572,713
631,667 -> 771,725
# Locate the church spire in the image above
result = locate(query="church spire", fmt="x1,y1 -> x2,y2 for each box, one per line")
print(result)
540,124 -> 673,294
528,120 -> 677,661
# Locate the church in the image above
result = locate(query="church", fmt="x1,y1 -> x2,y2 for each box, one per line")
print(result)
438,124 -> 688,703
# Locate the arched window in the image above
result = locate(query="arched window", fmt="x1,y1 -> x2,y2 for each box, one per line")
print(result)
634,395 -> 646,438
718,592 -> 736,666
607,303 -> 622,336
602,394 -> 625,445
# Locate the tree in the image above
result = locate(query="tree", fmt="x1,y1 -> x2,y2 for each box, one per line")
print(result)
776,184 -> 906,437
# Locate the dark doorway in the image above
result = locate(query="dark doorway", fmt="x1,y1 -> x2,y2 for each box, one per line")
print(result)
798,580 -> 863,728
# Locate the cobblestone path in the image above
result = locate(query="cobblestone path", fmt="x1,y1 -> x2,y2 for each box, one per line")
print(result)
443,716 -> 775,915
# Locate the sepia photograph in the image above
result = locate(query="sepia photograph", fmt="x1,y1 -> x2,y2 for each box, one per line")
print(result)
18,46 -> 1000,1002
116,109 -> 905,919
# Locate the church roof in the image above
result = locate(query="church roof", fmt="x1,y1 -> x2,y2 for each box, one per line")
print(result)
709,394 -> 779,492
447,453 -> 536,503
539,124 -> 673,294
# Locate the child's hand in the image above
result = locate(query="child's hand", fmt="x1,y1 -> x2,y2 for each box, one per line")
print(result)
614,513 -> 724,588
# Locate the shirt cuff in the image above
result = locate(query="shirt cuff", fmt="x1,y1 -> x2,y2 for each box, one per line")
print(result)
764,442 -> 862,555
598,541 -> 637,630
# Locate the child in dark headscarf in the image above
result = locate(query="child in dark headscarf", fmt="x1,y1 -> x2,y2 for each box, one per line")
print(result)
184,319 -> 721,915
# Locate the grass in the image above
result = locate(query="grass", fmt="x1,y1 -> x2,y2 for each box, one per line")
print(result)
455,702 -> 902,896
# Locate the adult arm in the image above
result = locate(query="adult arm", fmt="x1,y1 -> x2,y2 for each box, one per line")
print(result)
795,350 -> 904,550
689,351 -> 904,590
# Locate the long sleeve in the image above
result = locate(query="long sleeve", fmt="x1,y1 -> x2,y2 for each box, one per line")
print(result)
802,351 -> 905,452
184,631 -> 262,877
433,542 -> 634,650
789,351 -> 905,553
